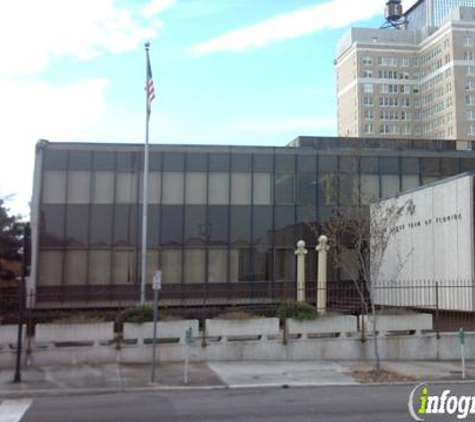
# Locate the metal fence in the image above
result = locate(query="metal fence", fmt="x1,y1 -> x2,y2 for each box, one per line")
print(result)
1,280 -> 474,333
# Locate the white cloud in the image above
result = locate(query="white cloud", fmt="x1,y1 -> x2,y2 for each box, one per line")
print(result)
143,0 -> 177,17
0,0 -> 166,77
191,0 -> 383,55
0,78 -> 108,216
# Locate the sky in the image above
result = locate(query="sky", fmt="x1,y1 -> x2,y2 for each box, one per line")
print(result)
0,0 -> 417,216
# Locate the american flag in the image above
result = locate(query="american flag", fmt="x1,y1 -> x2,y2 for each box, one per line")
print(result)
146,51 -> 155,116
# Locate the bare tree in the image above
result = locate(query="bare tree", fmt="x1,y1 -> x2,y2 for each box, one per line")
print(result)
301,164 -> 412,372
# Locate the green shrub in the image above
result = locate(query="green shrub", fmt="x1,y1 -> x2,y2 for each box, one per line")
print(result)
277,301 -> 319,321
121,305 -> 154,323
120,306 -> 182,323
216,311 -> 262,320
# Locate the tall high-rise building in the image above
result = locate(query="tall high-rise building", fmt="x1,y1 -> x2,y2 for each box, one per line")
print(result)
335,0 -> 475,148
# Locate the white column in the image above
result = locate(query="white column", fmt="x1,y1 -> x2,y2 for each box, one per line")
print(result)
295,240 -> 307,302
316,235 -> 330,314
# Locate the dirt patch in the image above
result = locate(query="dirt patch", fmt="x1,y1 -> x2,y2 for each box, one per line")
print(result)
350,369 -> 415,383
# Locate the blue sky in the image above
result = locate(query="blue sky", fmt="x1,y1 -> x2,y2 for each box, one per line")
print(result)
0,0 -> 417,215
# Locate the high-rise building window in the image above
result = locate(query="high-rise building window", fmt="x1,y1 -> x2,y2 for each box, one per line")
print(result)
362,56 -> 372,66
465,66 -> 475,77
364,123 -> 374,134
463,36 -> 474,47
364,110 -> 374,119
363,96 -> 373,106
363,83 -> 373,93
362,69 -> 373,78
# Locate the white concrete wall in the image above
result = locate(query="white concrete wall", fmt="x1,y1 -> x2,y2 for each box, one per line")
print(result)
372,174 -> 475,311
123,320 -> 199,344
35,322 -> 115,343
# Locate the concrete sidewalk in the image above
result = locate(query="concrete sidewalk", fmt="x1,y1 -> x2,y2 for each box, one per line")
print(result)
0,360 -> 474,397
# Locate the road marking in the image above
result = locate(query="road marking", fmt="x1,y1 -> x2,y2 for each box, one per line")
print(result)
0,399 -> 33,422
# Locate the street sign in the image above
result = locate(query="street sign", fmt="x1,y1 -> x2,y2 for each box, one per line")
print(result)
152,270 -> 162,291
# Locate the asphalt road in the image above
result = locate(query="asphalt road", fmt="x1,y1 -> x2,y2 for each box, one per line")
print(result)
15,383 -> 475,422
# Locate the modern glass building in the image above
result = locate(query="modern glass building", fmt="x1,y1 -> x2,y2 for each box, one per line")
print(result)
28,137 -> 475,308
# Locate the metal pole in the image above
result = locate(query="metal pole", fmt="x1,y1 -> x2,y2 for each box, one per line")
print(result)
316,235 -> 330,314
151,289 -> 159,383
141,43 -> 152,305
13,277 -> 24,383
295,240 -> 307,302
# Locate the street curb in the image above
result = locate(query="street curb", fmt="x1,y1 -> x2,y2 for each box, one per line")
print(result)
2,379 -> 475,398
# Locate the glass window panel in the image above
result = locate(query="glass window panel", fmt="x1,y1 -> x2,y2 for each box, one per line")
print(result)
184,206 -> 206,246
163,153 -> 185,171
69,151 -> 91,170
67,171 -> 91,204
339,248 -> 359,281
147,206 -> 160,246
339,156 -> 358,173
252,206 -> 272,247
461,158 -> 475,172
209,153 -> 230,171
186,153 -> 207,171
360,157 -> 379,174
318,155 -> 337,172
297,155 -> 316,172
93,151 -> 115,170
65,205 -> 89,246
117,152 -> 139,170
161,249 -> 182,284
339,173 -> 359,205
186,172 -> 207,204
421,158 -> 440,176
275,173 -> 294,204
208,206 -> 229,245
113,205 -> 138,246
162,172 -> 184,204
160,206 -> 183,246
441,158 -> 460,176
296,206 -> 317,246
232,154 -> 252,171
116,171 -> 138,204
230,206 -> 251,246
402,157 -> 419,174
253,249 -> 271,281
42,170 -> 66,203
253,154 -> 273,172
89,250 -> 111,285
401,175 -> 420,192
149,152 -> 161,171
275,249 -> 295,282
253,173 -> 272,205
90,205 -> 113,246
231,173 -> 251,205
360,174 -> 380,204
297,173 -> 317,205
230,248 -> 252,282
275,154 -> 295,172
40,205 -> 65,246
318,173 -> 337,206
142,250 -> 159,285
38,251 -> 63,286
93,171 -> 114,204
64,250 -> 87,286
208,249 -> 228,283
209,172 -> 229,205
381,175 -> 400,199
44,150 -> 68,170
112,250 -> 136,284
380,157 -> 400,174
184,249 -> 206,284
274,206 -> 295,247
139,172 -> 161,204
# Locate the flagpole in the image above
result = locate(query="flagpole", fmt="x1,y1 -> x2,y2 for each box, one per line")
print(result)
140,42 -> 151,305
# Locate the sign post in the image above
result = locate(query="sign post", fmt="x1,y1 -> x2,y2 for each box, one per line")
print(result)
184,326 -> 192,384
458,328 -> 466,379
151,270 -> 161,384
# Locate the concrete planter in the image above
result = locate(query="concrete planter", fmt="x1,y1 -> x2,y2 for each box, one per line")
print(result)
363,313 -> 433,336
287,316 -> 357,339
35,322 -> 115,345
206,318 -> 280,341
123,320 -> 199,344
0,325 -> 26,348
